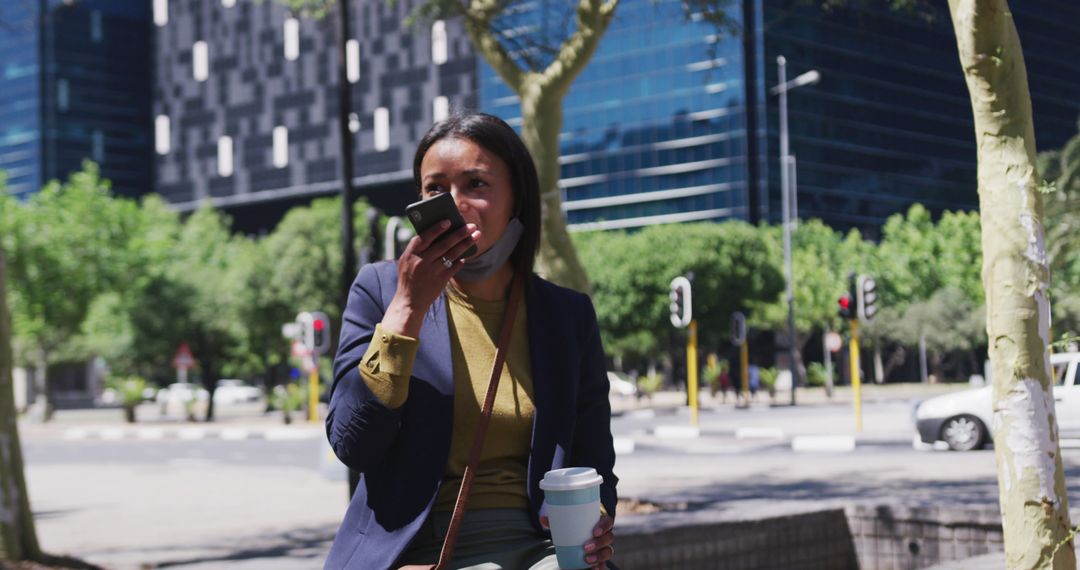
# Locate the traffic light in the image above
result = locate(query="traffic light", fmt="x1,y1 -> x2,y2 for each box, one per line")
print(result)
837,295 -> 853,320
669,276 -> 692,328
857,274 -> 878,322
298,311 -> 332,355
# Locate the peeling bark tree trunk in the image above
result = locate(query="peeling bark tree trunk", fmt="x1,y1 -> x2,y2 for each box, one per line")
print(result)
948,1 -> 1075,567
463,0 -> 618,294
0,244 -> 43,560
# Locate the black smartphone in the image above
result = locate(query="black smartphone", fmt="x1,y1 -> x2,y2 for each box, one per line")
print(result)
404,192 -> 478,259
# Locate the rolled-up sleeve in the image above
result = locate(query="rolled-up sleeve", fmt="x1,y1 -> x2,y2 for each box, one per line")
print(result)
359,324 -> 419,409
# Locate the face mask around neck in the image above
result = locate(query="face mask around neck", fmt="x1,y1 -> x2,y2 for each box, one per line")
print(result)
454,218 -> 524,282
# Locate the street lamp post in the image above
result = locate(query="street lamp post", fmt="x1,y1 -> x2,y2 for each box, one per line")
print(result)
770,56 -> 820,406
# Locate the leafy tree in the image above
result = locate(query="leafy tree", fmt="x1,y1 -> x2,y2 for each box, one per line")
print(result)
4,162 -> 142,420
948,0 -> 1073,564
575,222 -> 782,362
870,288 -> 985,379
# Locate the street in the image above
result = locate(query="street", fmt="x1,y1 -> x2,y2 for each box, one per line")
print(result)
19,388 -> 1075,569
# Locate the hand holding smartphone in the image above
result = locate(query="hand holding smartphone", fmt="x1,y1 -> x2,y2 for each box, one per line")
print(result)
404,193 -> 479,260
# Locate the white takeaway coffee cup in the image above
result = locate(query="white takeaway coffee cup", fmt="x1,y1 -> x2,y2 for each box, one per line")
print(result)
540,467 -> 604,569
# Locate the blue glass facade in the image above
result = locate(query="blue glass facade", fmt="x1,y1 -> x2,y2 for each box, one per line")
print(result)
0,2 -> 42,199
480,0 -> 751,231
479,1 -> 1080,234
0,0 -> 151,200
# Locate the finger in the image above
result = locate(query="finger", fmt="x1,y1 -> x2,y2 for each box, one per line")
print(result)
539,516 -> 550,530
594,516 -> 614,535
411,220 -> 454,254
441,228 -> 481,262
422,224 -> 478,262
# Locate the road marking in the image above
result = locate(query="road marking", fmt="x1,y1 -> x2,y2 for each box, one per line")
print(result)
735,427 -> 785,440
63,429 -> 89,440
265,427 -> 320,441
613,438 -> 636,455
791,435 -> 856,452
625,409 -> 656,420
100,428 -> 126,440
653,426 -> 701,439
137,428 -> 165,440
220,428 -> 248,441
178,428 -> 206,440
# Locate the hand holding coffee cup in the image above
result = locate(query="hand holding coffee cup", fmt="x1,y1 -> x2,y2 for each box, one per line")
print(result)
539,467 -> 613,569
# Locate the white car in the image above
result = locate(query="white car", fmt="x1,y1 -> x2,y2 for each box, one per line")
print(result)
213,379 -> 263,405
155,382 -> 210,416
914,352 -> 1080,451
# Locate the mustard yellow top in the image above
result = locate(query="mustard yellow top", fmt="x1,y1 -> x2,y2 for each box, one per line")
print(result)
357,286 -> 535,512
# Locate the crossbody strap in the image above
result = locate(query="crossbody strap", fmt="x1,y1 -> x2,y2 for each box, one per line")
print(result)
433,273 -> 525,570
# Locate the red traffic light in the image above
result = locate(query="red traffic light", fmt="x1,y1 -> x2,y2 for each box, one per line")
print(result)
838,296 -> 851,309
313,319 -> 326,331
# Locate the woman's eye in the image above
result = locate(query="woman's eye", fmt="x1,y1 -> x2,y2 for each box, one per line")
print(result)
470,178 -> 487,189
424,184 -> 445,194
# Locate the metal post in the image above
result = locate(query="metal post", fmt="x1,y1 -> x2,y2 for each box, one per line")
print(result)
823,328 -> 834,398
740,340 -> 749,407
337,0 -> 358,307
688,320 -> 699,426
850,319 -> 862,432
778,55 -> 800,406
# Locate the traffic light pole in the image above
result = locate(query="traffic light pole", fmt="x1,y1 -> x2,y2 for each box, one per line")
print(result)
850,319 -> 862,432
740,339 -> 749,406
688,320 -> 699,426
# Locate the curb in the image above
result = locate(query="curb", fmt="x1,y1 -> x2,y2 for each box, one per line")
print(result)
61,426 -> 323,441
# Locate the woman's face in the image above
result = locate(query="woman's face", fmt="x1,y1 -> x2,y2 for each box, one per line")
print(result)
419,137 -> 514,256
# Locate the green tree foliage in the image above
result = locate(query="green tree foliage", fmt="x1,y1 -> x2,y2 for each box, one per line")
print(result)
574,222 -> 783,361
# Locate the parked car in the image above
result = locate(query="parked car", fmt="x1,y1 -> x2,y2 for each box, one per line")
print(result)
914,352 -> 1080,451
213,379 -> 263,405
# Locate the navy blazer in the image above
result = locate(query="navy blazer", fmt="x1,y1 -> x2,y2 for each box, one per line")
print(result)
324,261 -> 619,569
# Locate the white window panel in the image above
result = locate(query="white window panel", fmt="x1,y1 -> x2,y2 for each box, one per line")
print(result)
221,0 -> 236,7
155,115 -> 171,155
374,107 -> 389,152
153,0 -> 168,26
193,41 -> 209,82
348,112 -> 360,133
92,130 -> 104,163
57,79 -> 69,112
273,126 -> 288,168
431,20 -> 448,65
218,136 -> 234,177
284,18 -> 300,61
432,96 -> 449,123
346,39 -> 360,83
91,10 -> 103,43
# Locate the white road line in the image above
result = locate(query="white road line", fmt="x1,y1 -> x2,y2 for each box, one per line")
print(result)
265,428 -> 320,441
178,428 -> 206,440
653,426 -> 701,439
220,428 -> 248,441
63,429 -> 89,440
137,428 -> 165,440
613,438 -> 636,455
100,428 -> 126,440
791,435 -> 856,452
735,427 -> 785,440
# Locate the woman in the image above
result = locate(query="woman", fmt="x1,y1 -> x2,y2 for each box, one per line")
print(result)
325,112 -> 618,570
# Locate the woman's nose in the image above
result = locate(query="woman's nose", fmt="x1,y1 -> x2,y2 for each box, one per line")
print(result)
450,188 -> 468,212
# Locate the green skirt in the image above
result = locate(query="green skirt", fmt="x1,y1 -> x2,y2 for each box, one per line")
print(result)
397,509 -> 559,570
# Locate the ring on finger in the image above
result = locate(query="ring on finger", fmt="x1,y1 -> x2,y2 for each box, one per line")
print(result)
440,256 -> 454,269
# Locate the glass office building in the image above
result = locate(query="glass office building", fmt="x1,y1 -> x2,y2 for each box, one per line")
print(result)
0,0 -> 152,200
479,0 -> 1080,235
481,0 -> 751,231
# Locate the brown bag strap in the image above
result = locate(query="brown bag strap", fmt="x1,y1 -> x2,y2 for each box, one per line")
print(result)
432,274 -> 525,570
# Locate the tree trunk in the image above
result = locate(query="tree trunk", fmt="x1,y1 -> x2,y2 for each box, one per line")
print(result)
202,359 -> 217,422
519,86 -> 591,293
948,1 -> 1075,567
0,243 -> 43,560
30,350 -> 52,423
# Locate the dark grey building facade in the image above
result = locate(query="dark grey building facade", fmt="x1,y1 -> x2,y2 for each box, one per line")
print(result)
152,0 -> 476,226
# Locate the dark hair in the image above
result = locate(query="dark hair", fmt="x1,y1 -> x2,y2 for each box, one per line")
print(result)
413,112 -> 541,278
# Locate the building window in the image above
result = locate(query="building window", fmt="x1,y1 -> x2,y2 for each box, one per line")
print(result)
92,130 -> 104,163
90,10 -> 103,43
57,79 -> 69,112
348,112 -> 360,134
155,115 -> 171,155
153,0 -> 168,26
273,126 -> 288,168
218,136 -> 233,177
193,41 -> 209,82
222,0 -> 236,7
346,39 -> 360,83
284,18 -> 300,61
433,96 -> 449,123
374,107 -> 389,152
431,20 -> 447,65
